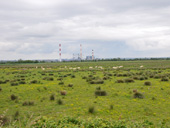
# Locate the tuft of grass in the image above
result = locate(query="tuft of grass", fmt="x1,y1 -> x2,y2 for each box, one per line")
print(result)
30,80 -> 38,84
13,111 -> 19,120
50,94 -> 55,101
133,92 -> 144,99
95,90 -> 107,96
68,83 -> 73,87
110,105 -> 113,110
0,86 -> 2,91
161,77 -> 169,81
144,81 -> 152,86
10,82 -> 19,86
96,86 -> 101,90
0,115 -> 9,126
57,99 -> 63,105
22,101 -> 35,106
88,106 -> 95,114
124,78 -> 134,83
59,81 -> 64,85
116,79 -> 124,83
10,94 -> 18,100
60,91 -> 67,96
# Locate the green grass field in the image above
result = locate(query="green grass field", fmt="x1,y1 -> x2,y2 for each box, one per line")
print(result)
1,60 -> 170,127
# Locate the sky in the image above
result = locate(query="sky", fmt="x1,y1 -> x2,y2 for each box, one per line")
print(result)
0,0 -> 170,60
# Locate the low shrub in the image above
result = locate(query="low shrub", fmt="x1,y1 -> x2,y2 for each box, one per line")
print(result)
89,80 -> 104,84
0,86 -> 2,91
0,115 -> 9,126
139,76 -> 145,80
22,101 -> 34,106
88,106 -> 95,113
154,75 -> 161,79
82,76 -> 87,79
10,94 -> 18,100
133,76 -> 139,80
96,86 -> 101,90
133,92 -> 144,99
110,105 -> 113,110
57,78 -> 63,81
10,83 -> 19,86
19,81 -> 26,84
95,90 -> 107,96
59,81 -> 64,85
30,80 -> 38,84
50,94 -> 55,101
13,111 -> 19,120
57,99 -> 63,105
161,77 -> 169,81
60,90 -> 67,95
116,79 -> 124,83
43,77 -> 54,81
68,83 -> 73,87
144,81 -> 151,86
124,78 -> 134,83
71,75 -> 75,78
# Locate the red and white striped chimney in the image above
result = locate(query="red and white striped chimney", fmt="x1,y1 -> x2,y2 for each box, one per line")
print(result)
59,44 -> 61,62
92,49 -> 94,60
80,44 -> 82,60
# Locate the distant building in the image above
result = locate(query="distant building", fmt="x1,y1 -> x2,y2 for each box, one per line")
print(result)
86,56 -> 95,60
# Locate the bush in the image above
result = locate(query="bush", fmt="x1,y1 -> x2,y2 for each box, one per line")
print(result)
95,90 -> 107,96
22,101 -> 34,106
57,99 -> 63,105
96,86 -> 101,90
88,106 -> 95,113
13,111 -> 19,120
0,115 -> 9,126
60,90 -> 67,95
59,81 -> 64,85
161,77 -> 169,81
139,76 -> 145,80
68,83 -> 73,87
71,75 -> 75,78
82,76 -> 87,79
124,78 -> 134,83
30,80 -> 38,84
133,76 -> 139,80
50,94 -> 55,101
10,83 -> 19,86
57,78 -> 63,81
110,105 -> 113,110
89,80 -> 104,84
144,81 -> 151,86
0,86 -> 2,91
154,75 -> 161,79
116,79 -> 124,83
19,81 -> 26,84
43,77 -> 54,81
10,94 -> 18,100
133,92 -> 144,99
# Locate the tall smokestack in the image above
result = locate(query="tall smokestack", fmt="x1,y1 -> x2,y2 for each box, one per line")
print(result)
80,44 -> 82,60
59,44 -> 61,62
92,49 -> 94,60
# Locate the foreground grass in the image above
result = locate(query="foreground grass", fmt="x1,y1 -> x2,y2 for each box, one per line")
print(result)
1,60 -> 170,127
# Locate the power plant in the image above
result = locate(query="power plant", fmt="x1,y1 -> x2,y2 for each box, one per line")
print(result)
58,44 -> 95,62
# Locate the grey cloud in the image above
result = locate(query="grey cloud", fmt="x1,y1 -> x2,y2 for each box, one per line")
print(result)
0,0 -> 170,59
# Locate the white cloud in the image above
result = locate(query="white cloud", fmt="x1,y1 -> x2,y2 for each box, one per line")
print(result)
0,0 -> 170,59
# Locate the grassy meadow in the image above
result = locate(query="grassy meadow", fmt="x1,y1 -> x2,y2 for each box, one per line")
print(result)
1,60 -> 170,127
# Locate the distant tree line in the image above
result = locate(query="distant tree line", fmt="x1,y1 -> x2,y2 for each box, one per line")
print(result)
1,57 -> 170,64
0,59 -> 45,64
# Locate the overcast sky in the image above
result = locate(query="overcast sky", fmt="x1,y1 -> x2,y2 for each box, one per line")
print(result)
0,0 -> 170,60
